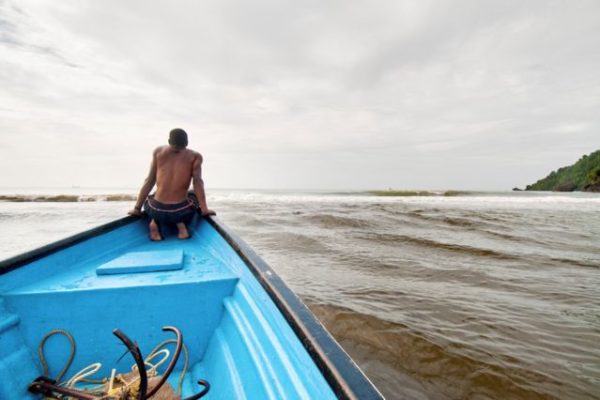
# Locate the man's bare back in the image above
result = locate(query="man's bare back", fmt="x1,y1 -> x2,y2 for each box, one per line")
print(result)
128,129 -> 215,241
154,145 -> 198,203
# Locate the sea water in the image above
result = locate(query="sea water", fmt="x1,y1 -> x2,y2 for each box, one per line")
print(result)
1,189 -> 599,399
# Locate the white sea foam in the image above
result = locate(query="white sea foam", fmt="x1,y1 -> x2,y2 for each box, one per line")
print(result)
206,190 -> 600,212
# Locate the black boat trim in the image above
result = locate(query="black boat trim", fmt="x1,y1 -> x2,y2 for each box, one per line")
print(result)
0,214 -> 384,399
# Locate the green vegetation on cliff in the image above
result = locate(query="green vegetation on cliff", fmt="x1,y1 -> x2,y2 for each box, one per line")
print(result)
526,150 -> 600,192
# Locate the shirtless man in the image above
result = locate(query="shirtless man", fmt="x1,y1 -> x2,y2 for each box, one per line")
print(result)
128,128 -> 215,241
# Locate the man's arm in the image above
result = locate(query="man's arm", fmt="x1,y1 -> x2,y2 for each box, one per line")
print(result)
128,149 -> 158,216
192,153 -> 216,216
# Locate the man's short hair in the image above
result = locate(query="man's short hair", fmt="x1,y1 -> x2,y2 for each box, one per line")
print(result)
169,128 -> 188,147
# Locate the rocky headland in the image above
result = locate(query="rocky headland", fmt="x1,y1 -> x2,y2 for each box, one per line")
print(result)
525,150 -> 600,192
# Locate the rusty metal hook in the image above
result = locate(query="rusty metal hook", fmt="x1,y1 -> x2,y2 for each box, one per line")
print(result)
28,376 -> 100,400
113,328 -> 148,400
182,379 -> 211,400
145,326 -> 183,398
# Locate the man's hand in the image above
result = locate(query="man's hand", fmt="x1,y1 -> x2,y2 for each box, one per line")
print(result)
200,208 -> 216,217
128,207 -> 143,216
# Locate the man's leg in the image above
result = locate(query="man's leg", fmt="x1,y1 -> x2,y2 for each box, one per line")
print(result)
149,219 -> 162,241
176,222 -> 190,239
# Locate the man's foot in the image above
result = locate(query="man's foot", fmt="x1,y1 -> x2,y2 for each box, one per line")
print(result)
176,223 -> 190,240
149,220 -> 162,241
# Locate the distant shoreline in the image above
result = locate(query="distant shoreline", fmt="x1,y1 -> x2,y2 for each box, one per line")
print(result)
0,194 -> 136,202
0,190 -> 598,203
367,190 -> 472,197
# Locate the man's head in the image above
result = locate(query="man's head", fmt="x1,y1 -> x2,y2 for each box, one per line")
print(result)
168,128 -> 188,148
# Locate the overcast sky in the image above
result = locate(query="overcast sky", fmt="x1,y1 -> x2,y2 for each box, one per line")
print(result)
1,0 -> 599,190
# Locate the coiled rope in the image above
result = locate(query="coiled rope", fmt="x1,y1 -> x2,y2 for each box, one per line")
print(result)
147,339 -> 189,396
38,329 -> 76,382
35,327 -> 206,399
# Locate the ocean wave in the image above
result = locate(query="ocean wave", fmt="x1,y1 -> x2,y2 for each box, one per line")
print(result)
404,209 -> 481,228
259,231 -> 331,254
367,190 -> 440,197
308,303 -> 577,400
303,213 -> 374,229
367,190 -> 473,197
546,257 -> 600,269
0,194 -> 136,202
359,232 -> 520,260
399,210 -> 560,247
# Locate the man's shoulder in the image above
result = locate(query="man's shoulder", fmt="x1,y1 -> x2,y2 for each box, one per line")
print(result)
187,148 -> 203,161
153,145 -> 169,156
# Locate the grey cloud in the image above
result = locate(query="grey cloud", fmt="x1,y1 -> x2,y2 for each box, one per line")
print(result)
0,2 -> 79,68
0,0 -> 599,189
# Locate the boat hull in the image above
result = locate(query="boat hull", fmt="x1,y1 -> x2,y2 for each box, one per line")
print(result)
0,214 -> 383,399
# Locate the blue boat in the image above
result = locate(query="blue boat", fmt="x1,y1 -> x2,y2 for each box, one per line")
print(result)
0,213 -> 383,399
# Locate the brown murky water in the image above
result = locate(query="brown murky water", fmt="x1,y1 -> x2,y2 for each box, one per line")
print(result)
215,191 -> 600,400
1,190 -> 599,399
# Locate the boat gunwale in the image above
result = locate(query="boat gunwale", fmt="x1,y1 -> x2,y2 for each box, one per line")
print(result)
0,214 -> 384,400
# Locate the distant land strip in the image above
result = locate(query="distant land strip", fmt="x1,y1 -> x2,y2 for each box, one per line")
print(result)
0,194 -> 136,202
367,190 -> 471,197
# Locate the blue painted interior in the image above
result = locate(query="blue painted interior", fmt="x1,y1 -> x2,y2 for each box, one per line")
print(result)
0,216 -> 336,399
